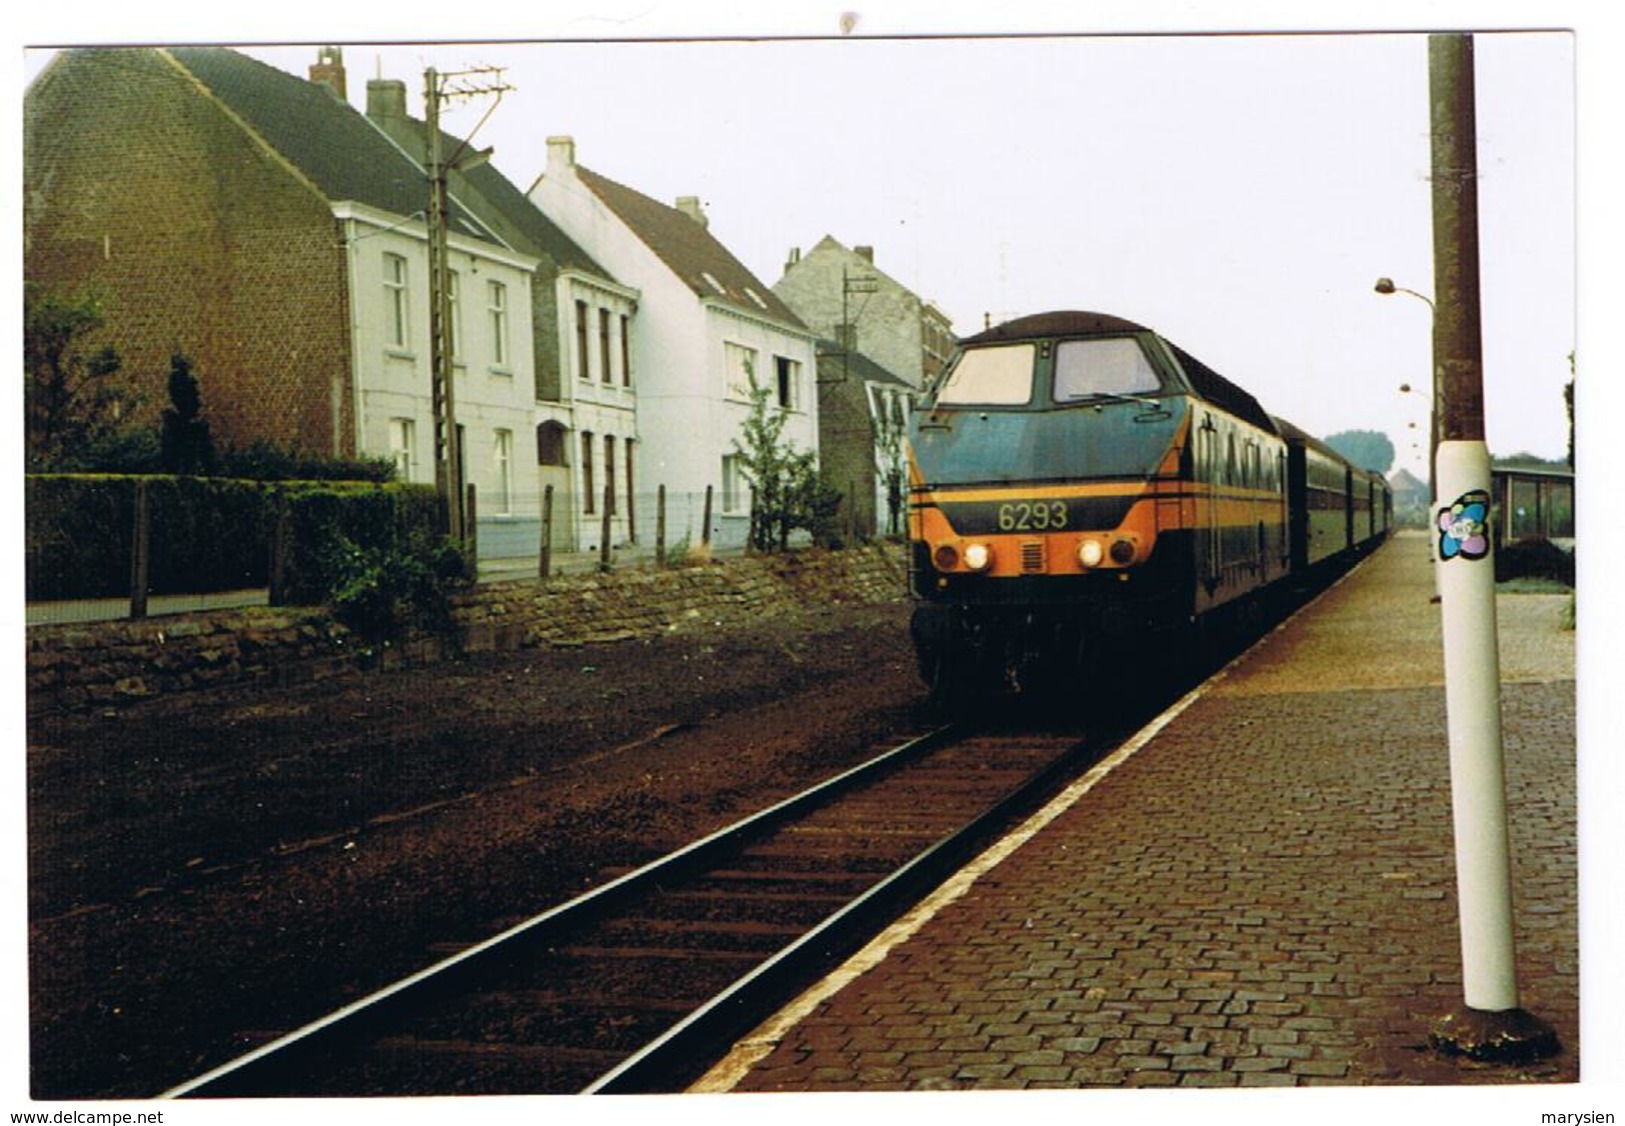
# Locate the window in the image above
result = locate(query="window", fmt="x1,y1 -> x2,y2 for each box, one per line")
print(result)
599,308 -> 613,384
933,343 -> 1034,406
536,421 -> 567,467
488,281 -> 509,368
575,301 -> 591,381
1052,338 -> 1162,402
582,431 -> 595,514
493,429 -> 513,515
725,342 -> 759,400
774,356 -> 801,410
383,253 -> 409,349
389,418 -> 416,480
620,314 -> 633,387
722,454 -> 744,514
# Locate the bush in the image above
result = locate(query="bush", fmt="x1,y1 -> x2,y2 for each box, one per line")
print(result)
24,475 -> 273,600
23,476 -> 454,613
278,482 -> 466,640
319,535 -> 455,642
217,440 -> 396,483
1494,538 -> 1575,587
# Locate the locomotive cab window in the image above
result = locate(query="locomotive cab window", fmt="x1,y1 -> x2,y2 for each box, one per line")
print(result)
1053,338 -> 1162,402
933,343 -> 1035,406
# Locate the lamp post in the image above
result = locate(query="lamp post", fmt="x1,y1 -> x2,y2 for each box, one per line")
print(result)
1376,277 -> 1438,503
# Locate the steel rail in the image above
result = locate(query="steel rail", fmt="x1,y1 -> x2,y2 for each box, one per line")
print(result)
159,724 -> 961,1099
583,728 -> 1097,1093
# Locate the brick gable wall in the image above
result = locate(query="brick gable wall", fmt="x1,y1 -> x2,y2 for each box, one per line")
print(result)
24,49 -> 355,458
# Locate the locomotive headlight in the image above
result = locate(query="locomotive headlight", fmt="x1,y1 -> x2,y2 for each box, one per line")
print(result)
962,542 -> 993,572
1077,539 -> 1105,568
932,544 -> 960,572
1110,537 -> 1137,565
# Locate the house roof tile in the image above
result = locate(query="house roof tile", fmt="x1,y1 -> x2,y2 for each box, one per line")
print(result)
575,165 -> 804,329
165,46 -> 499,245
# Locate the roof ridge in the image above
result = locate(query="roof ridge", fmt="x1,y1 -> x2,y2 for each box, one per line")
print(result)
574,162 -> 804,330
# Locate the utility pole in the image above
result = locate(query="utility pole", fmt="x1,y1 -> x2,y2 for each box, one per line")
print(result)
838,264 -> 877,384
424,64 -> 507,541
1424,32 -> 1558,1065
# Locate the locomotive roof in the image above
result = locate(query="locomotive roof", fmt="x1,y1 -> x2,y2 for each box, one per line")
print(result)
959,310 -> 1149,343
960,310 -> 1276,433
1272,415 -> 1349,463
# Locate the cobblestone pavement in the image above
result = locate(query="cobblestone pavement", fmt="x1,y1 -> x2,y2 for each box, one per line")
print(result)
700,532 -> 1583,1098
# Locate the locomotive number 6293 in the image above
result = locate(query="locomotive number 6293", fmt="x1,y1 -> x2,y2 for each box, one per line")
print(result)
997,500 -> 1069,532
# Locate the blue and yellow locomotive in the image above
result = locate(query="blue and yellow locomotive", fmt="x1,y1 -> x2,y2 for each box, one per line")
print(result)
907,311 -> 1388,698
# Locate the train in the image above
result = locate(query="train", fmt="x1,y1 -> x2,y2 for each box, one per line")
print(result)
906,310 -> 1391,699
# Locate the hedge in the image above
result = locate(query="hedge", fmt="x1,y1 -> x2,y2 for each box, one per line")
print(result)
24,475 -> 444,604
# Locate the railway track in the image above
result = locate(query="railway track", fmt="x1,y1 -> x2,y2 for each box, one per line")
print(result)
161,722 -> 1101,1098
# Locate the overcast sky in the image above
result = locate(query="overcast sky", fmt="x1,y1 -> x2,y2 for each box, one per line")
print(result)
22,11 -> 1586,480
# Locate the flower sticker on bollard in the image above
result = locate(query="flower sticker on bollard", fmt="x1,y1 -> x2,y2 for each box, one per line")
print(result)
1437,490 -> 1491,561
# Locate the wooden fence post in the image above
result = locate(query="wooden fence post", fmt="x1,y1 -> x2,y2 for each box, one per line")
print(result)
599,483 -> 613,571
656,484 -> 667,566
464,483 -> 478,573
268,490 -> 290,607
128,479 -> 150,620
539,483 -> 554,579
702,485 -> 714,549
627,470 -> 637,545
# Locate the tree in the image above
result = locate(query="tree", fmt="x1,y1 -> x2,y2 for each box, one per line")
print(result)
732,363 -> 841,552
160,351 -> 216,474
1323,429 -> 1395,474
24,282 -> 139,469
1565,351 -> 1574,469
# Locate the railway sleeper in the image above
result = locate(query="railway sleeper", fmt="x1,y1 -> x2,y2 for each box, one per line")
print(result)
404,997 -> 680,1052
686,868 -> 879,896
589,915 -> 810,951
349,1037 -> 626,1095
649,887 -> 854,917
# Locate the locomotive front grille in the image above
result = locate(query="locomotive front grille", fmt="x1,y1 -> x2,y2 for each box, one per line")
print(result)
1020,540 -> 1046,573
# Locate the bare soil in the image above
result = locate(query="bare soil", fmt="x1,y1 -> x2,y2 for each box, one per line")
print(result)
26,599 -> 926,1099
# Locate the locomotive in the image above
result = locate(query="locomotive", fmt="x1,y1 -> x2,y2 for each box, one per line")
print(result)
906,310 -> 1390,699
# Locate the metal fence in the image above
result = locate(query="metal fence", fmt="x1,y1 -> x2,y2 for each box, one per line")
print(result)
25,482 -> 768,625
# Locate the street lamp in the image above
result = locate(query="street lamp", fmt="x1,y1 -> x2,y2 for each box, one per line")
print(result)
1376,277 -> 1439,503
1374,275 -> 1436,311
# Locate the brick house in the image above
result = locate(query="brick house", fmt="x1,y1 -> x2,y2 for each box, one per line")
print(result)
772,237 -> 956,536
23,46 -> 559,550
773,236 -> 955,392
530,138 -> 819,550
813,342 -> 915,541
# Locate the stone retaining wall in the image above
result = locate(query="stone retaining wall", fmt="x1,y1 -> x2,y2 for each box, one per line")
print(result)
25,545 -> 910,714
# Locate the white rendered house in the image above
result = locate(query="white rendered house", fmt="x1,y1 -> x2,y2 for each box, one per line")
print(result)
531,137 -> 819,550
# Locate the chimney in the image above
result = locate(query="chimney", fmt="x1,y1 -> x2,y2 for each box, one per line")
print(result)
546,136 -> 577,177
855,245 -> 875,264
366,77 -> 407,123
784,246 -> 801,275
309,46 -> 347,100
676,196 -> 709,229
